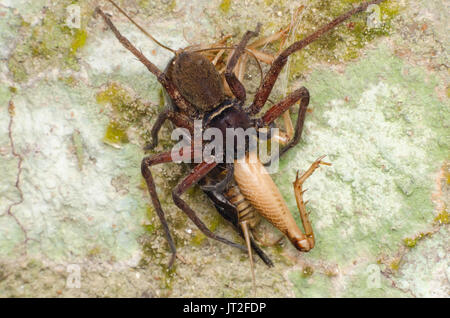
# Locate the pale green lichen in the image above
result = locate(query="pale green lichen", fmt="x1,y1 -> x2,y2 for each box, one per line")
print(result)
58,75 -> 78,87
72,130 -> 84,170
288,270 -> 333,297
87,246 -> 102,257
282,44 -> 448,295
219,0 -> 232,13
103,121 -> 129,148
402,232 -> 432,248
285,0 -> 402,80
190,213 -> 223,246
7,1 -> 92,82
136,0 -> 183,19
302,265 -> 314,277
403,237 -> 418,248
96,82 -> 157,146
433,209 -> 448,225
390,258 -> 402,272
70,29 -> 88,55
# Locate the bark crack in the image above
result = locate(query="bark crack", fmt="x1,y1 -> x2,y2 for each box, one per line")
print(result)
4,100 -> 31,255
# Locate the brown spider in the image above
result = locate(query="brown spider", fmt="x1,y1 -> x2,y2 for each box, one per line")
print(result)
96,0 -> 387,269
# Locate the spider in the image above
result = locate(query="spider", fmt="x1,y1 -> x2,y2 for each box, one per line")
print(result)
96,0 -> 386,270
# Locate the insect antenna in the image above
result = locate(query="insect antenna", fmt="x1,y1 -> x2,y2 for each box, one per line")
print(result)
240,221 -> 256,295
106,0 -> 176,54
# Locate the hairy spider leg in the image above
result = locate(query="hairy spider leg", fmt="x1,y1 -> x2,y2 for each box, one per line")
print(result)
225,24 -> 261,103
145,109 -> 194,151
171,161 -> 248,252
141,151 -> 177,268
245,4 -> 305,142
259,86 -> 310,160
142,149 -> 247,268
249,0 -> 387,115
96,7 -> 197,118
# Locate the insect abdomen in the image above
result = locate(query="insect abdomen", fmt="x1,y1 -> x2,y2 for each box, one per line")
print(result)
224,183 -> 259,229
233,151 -> 309,250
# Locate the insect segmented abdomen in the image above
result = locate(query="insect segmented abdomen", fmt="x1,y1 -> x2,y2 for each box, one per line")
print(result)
233,151 -> 312,251
225,183 -> 260,229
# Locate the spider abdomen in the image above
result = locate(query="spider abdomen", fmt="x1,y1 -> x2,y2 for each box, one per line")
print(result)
167,51 -> 225,112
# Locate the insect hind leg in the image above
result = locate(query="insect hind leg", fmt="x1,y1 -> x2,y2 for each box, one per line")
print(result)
293,156 -> 331,249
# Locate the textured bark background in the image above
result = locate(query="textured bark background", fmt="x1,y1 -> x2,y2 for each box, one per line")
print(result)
0,0 -> 448,297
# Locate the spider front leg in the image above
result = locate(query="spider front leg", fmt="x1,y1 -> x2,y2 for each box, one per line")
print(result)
257,87 -> 310,161
249,0 -> 386,115
172,161 -> 247,253
225,24 -> 261,102
142,151 -> 246,268
141,151 -> 178,267
144,108 -> 194,150
293,156 -> 332,249
144,109 -> 170,150
96,7 -> 197,117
